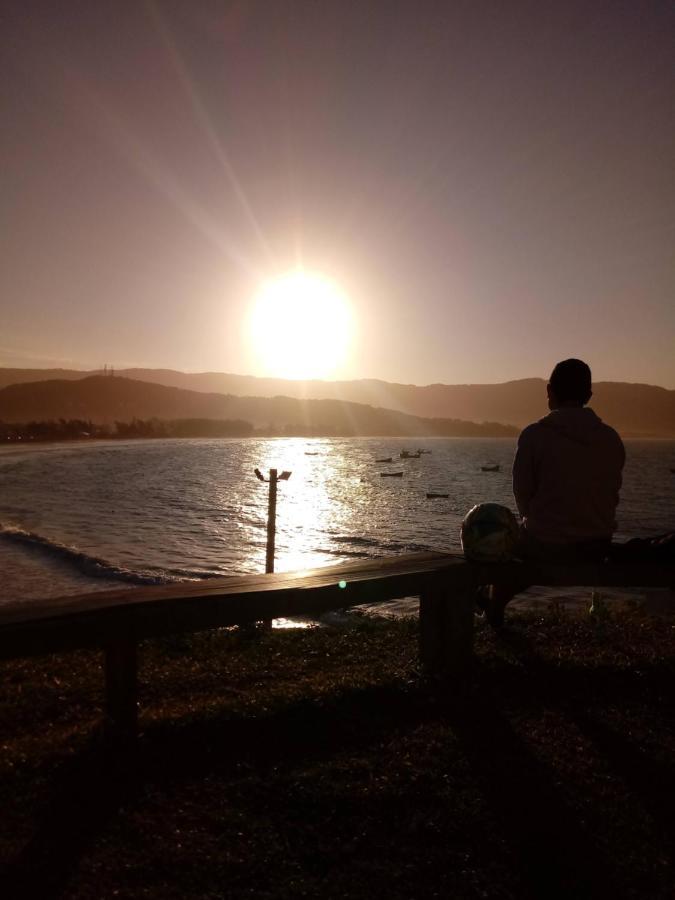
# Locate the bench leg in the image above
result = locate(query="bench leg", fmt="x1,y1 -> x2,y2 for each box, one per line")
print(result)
104,637 -> 138,744
419,586 -> 474,680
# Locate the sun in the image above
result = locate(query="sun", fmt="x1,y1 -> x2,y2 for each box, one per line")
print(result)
247,271 -> 354,379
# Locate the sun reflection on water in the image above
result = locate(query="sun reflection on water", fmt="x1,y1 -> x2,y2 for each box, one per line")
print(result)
246,438 -> 370,574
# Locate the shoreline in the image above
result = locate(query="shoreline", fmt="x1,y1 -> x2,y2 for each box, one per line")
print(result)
2,433 -> 675,449
1,525 -> 670,622
0,431 -> 523,447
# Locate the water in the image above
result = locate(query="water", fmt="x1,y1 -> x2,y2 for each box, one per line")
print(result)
1,437 -> 673,616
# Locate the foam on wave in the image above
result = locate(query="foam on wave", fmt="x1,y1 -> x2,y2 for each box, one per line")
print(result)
332,535 -> 434,554
0,523 -> 211,586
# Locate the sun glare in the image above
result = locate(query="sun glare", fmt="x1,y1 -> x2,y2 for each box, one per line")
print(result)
248,271 -> 353,379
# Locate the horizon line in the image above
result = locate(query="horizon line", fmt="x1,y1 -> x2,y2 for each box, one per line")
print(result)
0,364 -> 673,392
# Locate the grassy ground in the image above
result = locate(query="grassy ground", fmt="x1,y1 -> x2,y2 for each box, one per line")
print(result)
1,606 -> 675,899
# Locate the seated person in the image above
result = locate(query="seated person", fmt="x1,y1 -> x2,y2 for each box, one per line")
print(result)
483,358 -> 625,628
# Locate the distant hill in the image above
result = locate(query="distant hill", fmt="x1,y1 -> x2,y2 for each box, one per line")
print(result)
0,368 -> 93,390
0,376 -> 516,438
1,367 -> 673,436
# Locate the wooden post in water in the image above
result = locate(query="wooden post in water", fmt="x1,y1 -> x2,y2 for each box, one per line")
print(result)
254,466 -> 291,628
419,582 -> 474,681
255,466 -> 291,575
104,636 -> 138,744
266,468 -> 278,574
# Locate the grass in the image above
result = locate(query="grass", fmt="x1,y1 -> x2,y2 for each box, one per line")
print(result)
1,607 -> 675,899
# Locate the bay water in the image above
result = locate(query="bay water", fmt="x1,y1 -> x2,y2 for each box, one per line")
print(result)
1,437 -> 673,619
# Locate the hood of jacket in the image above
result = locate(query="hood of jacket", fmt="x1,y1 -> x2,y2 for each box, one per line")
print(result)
537,407 -> 607,446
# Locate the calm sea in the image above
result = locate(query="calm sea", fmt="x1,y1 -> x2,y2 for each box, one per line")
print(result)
1,437 -> 674,617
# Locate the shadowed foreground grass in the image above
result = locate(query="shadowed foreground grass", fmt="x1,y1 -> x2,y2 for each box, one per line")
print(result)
1,608 -> 674,899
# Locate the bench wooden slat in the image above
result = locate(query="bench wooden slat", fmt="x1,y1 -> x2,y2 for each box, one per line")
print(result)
0,554 -> 463,659
1,552 -> 673,744
1,554 -> 673,661
0,552 -> 457,626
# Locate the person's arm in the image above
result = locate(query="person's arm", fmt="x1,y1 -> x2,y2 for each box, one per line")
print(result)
512,427 -> 537,518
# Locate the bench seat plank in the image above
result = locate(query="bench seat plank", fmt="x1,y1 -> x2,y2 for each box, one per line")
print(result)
0,552 -> 459,658
1,553 -> 672,742
0,553 -> 672,661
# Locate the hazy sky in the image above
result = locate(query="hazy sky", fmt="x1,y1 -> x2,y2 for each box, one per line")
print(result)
2,1 -> 674,387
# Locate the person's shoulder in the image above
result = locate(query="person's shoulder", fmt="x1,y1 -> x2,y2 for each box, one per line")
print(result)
601,422 -> 623,443
517,420 -> 545,444
525,411 -> 558,432
586,410 -> 625,460
589,411 -> 624,444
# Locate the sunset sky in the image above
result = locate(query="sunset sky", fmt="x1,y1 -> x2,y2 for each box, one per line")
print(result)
2,1 -> 674,387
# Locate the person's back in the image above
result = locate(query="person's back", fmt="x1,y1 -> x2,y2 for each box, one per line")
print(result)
482,359 -> 625,628
514,405 -> 625,544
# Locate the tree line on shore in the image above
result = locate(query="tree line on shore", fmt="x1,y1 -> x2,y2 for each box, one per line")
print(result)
0,415 -> 516,442
0,418 -> 255,441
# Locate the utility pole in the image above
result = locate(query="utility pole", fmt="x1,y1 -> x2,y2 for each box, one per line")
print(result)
254,467 -> 292,573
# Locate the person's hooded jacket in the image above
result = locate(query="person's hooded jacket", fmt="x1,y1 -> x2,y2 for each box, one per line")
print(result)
513,407 -> 625,544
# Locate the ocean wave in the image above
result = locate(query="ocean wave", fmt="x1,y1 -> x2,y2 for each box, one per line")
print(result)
331,535 -> 381,547
160,566 -> 225,580
329,535 -> 436,555
0,523 -> 187,586
369,540 -> 436,554
316,547 -> 373,559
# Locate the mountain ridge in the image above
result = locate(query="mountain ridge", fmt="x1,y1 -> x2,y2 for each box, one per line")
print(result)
0,367 -> 673,436
0,376 -> 517,438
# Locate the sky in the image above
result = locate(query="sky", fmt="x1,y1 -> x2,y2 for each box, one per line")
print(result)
1,1 -> 674,387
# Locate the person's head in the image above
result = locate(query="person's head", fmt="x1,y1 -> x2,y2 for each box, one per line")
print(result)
547,359 -> 592,409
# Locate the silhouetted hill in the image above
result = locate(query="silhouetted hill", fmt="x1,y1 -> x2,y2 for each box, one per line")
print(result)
1,368 -> 673,436
0,376 -> 516,437
0,368 -> 92,390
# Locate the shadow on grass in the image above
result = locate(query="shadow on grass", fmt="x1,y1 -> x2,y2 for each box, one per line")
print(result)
447,692 -> 621,899
4,648 -> 674,899
2,742 -> 143,900
475,625 -> 675,898
2,683 -> 433,898
578,708 -> 675,820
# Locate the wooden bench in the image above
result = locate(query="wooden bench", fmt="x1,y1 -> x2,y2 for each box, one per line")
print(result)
1,552 -> 673,743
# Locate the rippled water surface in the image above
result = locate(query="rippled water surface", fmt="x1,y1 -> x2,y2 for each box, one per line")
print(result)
1,437 -> 674,610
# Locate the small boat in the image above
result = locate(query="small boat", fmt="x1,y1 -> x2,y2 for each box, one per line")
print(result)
380,471 -> 404,478
426,492 -> 449,499
375,457 -> 393,463
481,464 -> 500,472
304,452 -> 319,455
400,450 -> 421,459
